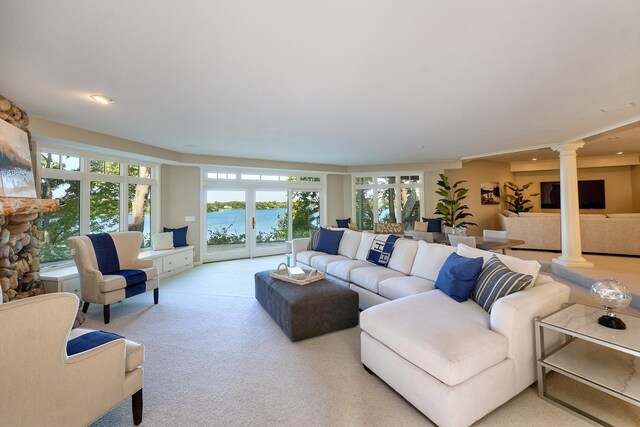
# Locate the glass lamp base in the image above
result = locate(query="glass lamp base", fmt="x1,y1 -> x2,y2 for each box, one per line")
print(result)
598,315 -> 626,330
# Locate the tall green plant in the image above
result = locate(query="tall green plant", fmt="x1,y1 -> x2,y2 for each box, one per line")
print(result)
434,174 -> 476,228
503,181 -> 539,213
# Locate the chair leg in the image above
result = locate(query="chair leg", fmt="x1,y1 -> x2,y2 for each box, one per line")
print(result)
132,388 -> 143,425
154,288 -> 159,304
82,301 -> 90,313
103,304 -> 110,324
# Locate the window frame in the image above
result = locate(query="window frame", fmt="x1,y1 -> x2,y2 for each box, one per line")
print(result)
38,144 -> 160,267
352,172 -> 424,230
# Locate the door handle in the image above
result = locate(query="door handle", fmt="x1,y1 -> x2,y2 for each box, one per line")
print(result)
252,217 -> 256,229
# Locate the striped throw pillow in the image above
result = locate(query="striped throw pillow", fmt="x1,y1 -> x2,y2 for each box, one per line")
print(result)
472,255 -> 532,313
308,229 -> 320,250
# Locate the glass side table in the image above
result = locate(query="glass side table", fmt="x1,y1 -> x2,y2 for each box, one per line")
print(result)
535,303 -> 640,426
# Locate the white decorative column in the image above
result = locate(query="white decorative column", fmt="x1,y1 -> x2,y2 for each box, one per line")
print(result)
552,141 -> 593,268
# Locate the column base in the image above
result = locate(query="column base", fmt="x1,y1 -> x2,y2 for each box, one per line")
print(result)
552,256 -> 594,268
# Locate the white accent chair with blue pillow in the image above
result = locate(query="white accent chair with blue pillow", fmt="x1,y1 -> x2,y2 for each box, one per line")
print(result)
0,293 -> 145,425
68,231 -> 159,324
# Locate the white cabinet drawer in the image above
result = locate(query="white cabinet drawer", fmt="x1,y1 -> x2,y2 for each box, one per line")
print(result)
163,250 -> 193,272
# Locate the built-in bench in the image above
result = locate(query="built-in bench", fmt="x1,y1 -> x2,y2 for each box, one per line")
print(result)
41,246 -> 195,296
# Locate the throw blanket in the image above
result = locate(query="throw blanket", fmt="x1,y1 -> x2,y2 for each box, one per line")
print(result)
367,234 -> 400,267
86,233 -> 148,298
67,331 -> 124,356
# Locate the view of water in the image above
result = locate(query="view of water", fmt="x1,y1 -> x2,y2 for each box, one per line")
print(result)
207,208 -> 287,235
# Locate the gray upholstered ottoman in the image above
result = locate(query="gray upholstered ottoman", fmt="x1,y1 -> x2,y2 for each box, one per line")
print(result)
255,270 -> 359,341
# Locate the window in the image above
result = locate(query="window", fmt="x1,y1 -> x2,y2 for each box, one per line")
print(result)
38,149 -> 158,265
353,173 -> 422,230
39,178 -> 80,263
291,191 -> 320,238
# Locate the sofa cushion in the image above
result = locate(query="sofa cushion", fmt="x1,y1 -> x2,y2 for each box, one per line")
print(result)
296,250 -> 324,266
473,255 -> 532,313
387,239 -> 418,275
410,241 -> 456,281
356,233 -> 377,261
310,254 -> 349,273
315,228 -> 344,255
360,290 -> 506,387
366,234 -> 400,267
350,266 -> 405,293
338,229 -> 362,259
457,244 -> 541,285
414,221 -> 429,232
378,276 -> 435,300
326,259 -> 371,282
435,253 -> 484,302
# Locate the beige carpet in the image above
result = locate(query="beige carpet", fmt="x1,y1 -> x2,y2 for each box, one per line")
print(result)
86,256 -> 640,426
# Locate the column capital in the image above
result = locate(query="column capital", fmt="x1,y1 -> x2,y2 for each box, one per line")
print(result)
552,140 -> 585,153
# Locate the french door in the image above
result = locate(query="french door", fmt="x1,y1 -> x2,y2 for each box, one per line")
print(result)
204,189 -> 291,261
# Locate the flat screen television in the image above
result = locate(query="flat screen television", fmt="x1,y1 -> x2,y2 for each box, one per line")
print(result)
540,180 -> 605,209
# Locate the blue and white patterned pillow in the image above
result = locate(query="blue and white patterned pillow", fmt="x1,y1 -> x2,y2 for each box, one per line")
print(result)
367,234 -> 399,266
472,255 -> 533,313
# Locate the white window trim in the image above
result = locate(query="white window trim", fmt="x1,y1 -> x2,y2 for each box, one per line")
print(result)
38,143 -> 161,267
352,172 -> 424,226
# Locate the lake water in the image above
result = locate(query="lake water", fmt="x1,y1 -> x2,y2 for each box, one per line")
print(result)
207,208 -> 286,235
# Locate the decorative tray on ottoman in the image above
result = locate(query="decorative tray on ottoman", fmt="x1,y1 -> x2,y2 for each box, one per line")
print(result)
270,263 -> 325,286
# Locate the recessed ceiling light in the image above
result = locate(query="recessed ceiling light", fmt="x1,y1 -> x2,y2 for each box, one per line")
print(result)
531,158 -> 538,161
418,145 -> 426,149
599,102 -> 636,113
90,94 -> 114,104
617,151 -> 624,155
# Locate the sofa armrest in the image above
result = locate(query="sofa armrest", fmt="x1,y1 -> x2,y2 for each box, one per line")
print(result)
291,238 -> 310,266
490,281 -> 570,392
130,259 -> 154,269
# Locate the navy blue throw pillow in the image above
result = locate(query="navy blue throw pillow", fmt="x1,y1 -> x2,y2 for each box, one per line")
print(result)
422,217 -> 442,233
435,253 -> 484,302
164,226 -> 188,247
315,227 -> 344,255
336,218 -> 351,228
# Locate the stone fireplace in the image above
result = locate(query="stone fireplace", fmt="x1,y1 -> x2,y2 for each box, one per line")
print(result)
0,95 -> 59,303
0,199 -> 58,302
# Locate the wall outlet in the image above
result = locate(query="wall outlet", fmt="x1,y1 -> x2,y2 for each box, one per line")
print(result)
185,216 -> 196,222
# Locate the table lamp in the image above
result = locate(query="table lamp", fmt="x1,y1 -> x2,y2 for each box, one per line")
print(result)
590,277 -> 632,330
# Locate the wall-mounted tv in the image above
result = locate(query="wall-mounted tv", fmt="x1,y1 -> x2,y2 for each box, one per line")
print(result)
540,180 -> 605,209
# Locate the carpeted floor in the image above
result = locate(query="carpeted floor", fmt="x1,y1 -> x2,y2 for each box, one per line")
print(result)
87,256 -> 640,426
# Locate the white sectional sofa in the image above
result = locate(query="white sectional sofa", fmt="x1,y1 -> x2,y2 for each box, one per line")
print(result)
498,211 -> 640,255
292,229 -> 570,426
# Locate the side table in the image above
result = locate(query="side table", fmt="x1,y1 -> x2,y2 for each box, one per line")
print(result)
535,303 -> 640,426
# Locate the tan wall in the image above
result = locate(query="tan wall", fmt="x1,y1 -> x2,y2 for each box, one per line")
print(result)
631,166 -> 640,212
325,174 -> 348,226
444,160 -> 514,235
161,165 -> 202,262
514,166 -> 634,214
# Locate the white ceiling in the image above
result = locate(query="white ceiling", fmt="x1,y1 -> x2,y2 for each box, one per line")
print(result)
1,1 -> 640,167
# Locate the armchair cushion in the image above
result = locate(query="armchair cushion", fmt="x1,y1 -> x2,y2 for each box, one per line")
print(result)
67,330 -> 123,356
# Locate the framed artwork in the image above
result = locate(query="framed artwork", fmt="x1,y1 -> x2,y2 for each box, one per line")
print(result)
481,182 -> 500,205
0,119 -> 37,198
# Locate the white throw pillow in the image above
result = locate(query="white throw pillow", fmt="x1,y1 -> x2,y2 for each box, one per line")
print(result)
152,232 -> 174,250
338,229 -> 362,259
410,240 -> 457,282
456,244 -> 541,286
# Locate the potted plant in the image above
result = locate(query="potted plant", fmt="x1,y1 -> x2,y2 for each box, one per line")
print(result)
503,181 -> 539,213
434,174 -> 477,228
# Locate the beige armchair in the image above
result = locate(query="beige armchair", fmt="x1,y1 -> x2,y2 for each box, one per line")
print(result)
68,231 -> 159,323
0,293 -> 145,425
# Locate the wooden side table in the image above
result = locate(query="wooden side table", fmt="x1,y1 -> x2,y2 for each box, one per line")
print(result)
535,303 -> 640,425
